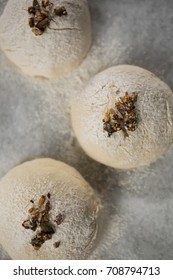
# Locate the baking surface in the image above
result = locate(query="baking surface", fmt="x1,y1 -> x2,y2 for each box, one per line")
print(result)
0,0 -> 173,259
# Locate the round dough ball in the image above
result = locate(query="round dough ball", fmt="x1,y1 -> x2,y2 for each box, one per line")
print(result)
0,158 -> 100,259
0,0 -> 91,79
71,65 -> 173,169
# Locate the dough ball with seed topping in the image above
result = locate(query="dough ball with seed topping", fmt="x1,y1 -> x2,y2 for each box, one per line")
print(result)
0,0 -> 91,79
0,158 -> 100,259
71,65 -> 173,169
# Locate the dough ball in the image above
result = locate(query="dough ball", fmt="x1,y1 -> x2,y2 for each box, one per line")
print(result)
71,65 -> 173,169
0,158 -> 100,259
0,0 -> 91,79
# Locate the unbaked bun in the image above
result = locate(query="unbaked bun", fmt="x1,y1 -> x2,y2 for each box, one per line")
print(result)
0,0 -> 91,79
0,158 -> 100,259
71,65 -> 173,169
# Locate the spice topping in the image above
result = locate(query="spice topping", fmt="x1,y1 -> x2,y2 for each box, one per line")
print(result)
27,0 -> 68,36
103,92 -> 139,137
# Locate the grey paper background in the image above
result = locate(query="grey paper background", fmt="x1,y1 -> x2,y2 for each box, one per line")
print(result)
0,0 -> 173,259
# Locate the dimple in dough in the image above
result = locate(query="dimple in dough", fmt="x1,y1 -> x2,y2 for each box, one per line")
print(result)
0,158 -> 100,259
0,0 -> 91,79
71,65 -> 173,169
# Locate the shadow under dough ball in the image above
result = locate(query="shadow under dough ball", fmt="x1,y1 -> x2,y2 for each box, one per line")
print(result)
0,0 -> 91,79
0,158 -> 100,259
71,65 -> 173,169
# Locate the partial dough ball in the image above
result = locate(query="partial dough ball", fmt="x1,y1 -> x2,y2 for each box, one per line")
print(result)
0,158 -> 100,259
0,0 -> 91,79
71,65 -> 173,169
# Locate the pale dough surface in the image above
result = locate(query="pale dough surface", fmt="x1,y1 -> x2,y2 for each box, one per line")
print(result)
0,158 -> 100,259
0,0 -> 91,79
71,65 -> 173,169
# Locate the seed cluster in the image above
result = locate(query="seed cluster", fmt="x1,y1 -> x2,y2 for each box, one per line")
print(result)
28,0 -> 67,36
103,92 -> 139,137
54,213 -> 65,225
22,193 -> 64,250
